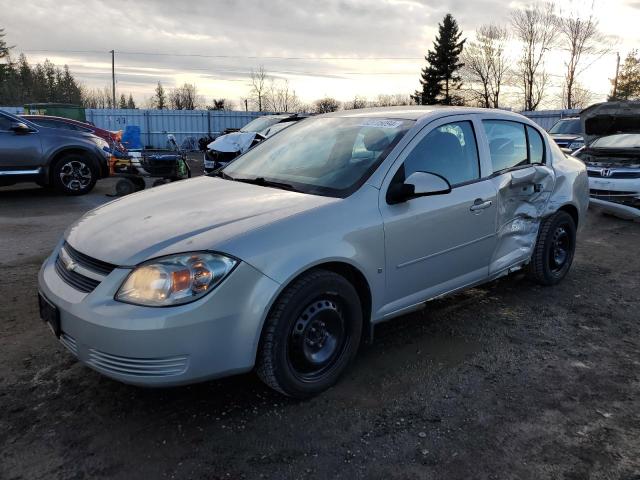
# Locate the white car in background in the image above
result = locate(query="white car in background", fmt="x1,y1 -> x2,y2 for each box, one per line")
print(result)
204,114 -> 307,173
573,101 -> 640,220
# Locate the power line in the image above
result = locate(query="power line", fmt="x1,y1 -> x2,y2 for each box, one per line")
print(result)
23,48 -> 424,61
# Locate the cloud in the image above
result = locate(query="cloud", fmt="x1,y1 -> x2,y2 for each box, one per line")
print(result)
1,0 -> 637,104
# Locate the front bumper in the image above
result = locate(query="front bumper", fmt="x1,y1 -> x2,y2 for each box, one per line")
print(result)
38,245 -> 280,386
588,176 -> 640,219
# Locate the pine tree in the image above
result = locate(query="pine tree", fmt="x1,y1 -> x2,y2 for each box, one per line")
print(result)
412,14 -> 466,105
610,50 -> 640,101
127,93 -> 136,109
119,93 -> 127,109
154,81 -> 166,109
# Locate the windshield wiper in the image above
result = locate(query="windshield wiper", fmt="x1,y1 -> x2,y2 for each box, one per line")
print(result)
234,176 -> 300,192
212,170 -> 235,180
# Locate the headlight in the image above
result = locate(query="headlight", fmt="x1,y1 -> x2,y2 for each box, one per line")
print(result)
568,138 -> 584,150
115,252 -> 237,307
90,137 -> 111,156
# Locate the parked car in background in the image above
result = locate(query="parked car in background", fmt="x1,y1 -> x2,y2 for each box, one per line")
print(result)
0,110 -> 111,195
548,117 -> 584,152
573,101 -> 640,219
38,106 -> 588,398
22,115 -> 127,156
203,113 -> 308,173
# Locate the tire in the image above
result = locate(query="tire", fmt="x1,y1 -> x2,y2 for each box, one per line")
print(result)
527,211 -> 576,286
51,154 -> 98,195
256,269 -> 363,398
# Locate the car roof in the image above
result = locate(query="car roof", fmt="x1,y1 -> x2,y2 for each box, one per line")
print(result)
23,114 -> 89,125
320,105 -> 528,122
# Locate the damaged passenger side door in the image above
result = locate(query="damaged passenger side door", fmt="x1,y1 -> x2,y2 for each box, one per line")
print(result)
481,119 -> 555,275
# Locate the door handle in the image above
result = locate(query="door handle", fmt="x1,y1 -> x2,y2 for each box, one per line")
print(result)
470,199 -> 492,212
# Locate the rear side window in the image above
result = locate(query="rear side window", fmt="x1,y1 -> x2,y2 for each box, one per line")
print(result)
527,126 -> 545,164
403,121 -> 480,186
483,120 -> 528,172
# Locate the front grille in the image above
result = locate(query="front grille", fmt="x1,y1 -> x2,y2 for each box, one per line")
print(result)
63,241 -> 116,276
87,349 -> 189,377
55,256 -> 100,293
590,189 -> 638,197
587,169 -> 640,179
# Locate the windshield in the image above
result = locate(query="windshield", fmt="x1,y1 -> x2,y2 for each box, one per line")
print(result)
240,116 -> 284,133
591,133 -> 640,149
223,116 -> 414,197
549,119 -> 581,135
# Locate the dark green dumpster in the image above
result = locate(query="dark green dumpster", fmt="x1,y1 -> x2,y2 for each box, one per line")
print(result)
23,103 -> 86,122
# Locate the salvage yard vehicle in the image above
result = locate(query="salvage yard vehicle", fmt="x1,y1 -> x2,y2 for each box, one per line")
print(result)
22,114 -> 128,157
38,106 -> 588,398
548,117 -> 584,153
574,101 -> 640,219
203,113 -> 307,173
0,110 -> 111,195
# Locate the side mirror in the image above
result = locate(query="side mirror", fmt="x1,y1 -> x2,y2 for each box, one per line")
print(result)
387,171 -> 452,204
10,122 -> 33,134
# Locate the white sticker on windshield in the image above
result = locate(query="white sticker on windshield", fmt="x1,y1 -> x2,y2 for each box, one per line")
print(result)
358,119 -> 403,129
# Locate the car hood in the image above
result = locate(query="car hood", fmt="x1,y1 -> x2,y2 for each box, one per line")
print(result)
581,101 -> 640,144
550,134 -> 582,142
65,176 -> 338,266
207,132 -> 257,154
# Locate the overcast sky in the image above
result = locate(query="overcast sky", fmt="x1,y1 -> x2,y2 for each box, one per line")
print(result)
2,0 -> 639,109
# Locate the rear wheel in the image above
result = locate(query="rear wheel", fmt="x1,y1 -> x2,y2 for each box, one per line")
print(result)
527,211 -> 576,285
51,154 -> 97,195
256,270 -> 363,398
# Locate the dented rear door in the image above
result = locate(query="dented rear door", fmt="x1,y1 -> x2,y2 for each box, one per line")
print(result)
480,118 -> 555,275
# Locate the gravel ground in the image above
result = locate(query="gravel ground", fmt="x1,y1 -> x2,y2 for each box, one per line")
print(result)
1,163 -> 639,480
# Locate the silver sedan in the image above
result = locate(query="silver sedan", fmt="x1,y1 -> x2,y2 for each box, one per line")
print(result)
38,106 -> 589,398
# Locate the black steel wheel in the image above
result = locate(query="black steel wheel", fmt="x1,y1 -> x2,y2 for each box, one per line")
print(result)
257,269 -> 363,398
527,211 -> 577,285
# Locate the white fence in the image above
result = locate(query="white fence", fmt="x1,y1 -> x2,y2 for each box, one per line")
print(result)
86,109 -> 269,148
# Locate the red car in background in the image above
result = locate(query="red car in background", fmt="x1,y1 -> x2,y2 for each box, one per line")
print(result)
21,115 -> 127,155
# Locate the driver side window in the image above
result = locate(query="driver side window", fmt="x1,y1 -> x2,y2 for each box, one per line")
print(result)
403,121 -> 480,186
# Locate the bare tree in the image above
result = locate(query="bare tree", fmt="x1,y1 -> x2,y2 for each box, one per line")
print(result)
210,98 -> 232,110
462,24 -> 510,108
265,78 -> 302,112
249,66 -> 268,111
374,93 -> 413,107
169,83 -> 200,110
81,86 -> 115,108
314,97 -> 341,113
558,81 -> 594,108
558,2 -> 609,109
344,95 -> 368,110
511,3 -> 560,111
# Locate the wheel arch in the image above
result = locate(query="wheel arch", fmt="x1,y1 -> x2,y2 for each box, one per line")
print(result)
253,259 -> 374,364
557,203 -> 580,227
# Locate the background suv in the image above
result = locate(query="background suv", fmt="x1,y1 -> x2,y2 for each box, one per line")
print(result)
0,110 -> 111,195
548,117 -> 584,152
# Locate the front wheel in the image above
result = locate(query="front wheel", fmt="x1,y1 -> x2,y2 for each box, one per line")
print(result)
51,154 -> 98,195
527,211 -> 577,285
256,270 -> 363,398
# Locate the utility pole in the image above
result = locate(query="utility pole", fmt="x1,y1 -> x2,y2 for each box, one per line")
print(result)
110,50 -> 116,109
612,52 -> 621,100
